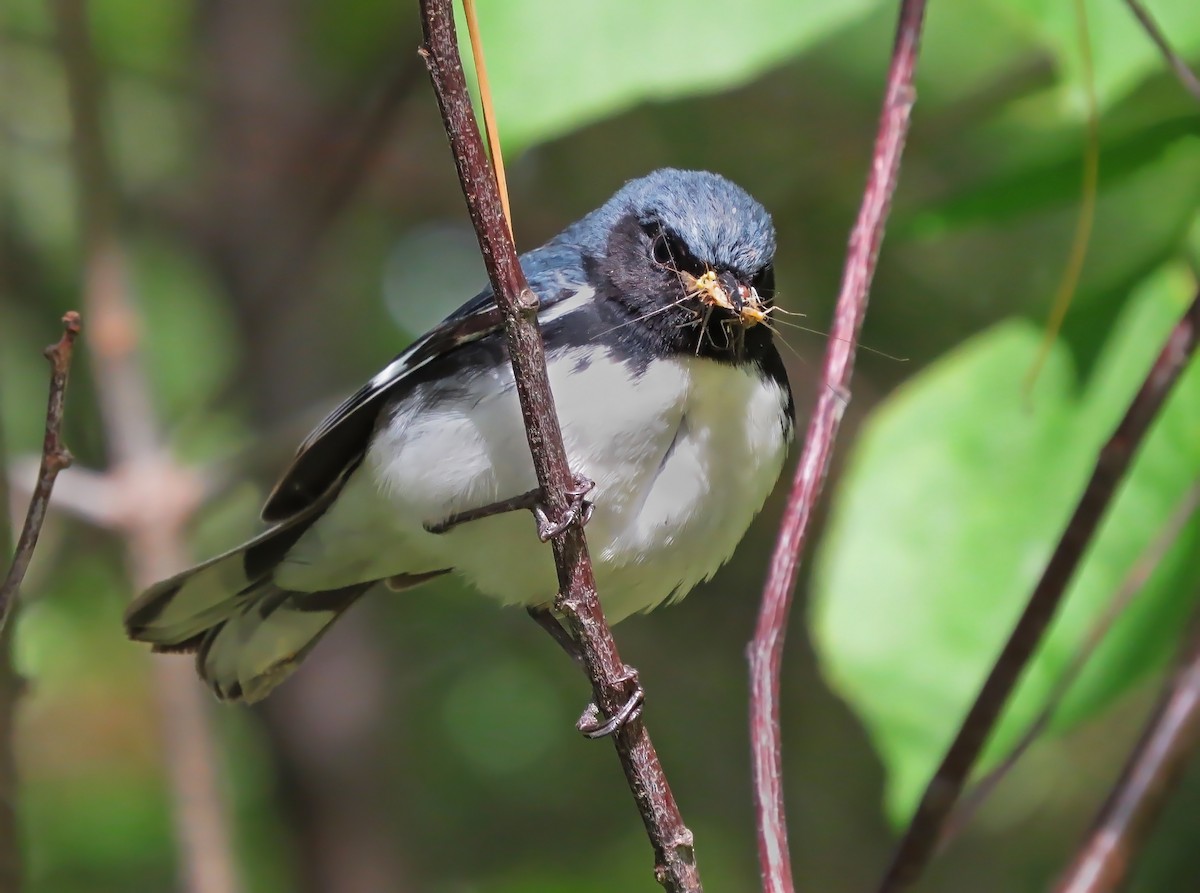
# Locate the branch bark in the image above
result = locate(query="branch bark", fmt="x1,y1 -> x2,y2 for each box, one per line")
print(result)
878,287 -> 1200,892
417,2 -> 700,889
1055,607 -> 1200,893
748,3 -> 929,892
53,4 -> 241,893
0,312 -> 82,893
0,313 -> 81,633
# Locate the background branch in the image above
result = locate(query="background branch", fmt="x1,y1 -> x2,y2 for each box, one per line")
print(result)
1055,603 -> 1200,893
417,2 -> 701,889
1121,0 -> 1200,102
879,287 -> 1200,892
748,3 -> 929,892
52,3 -> 240,893
0,312 -> 81,634
0,313 -> 81,893
944,479 -> 1200,845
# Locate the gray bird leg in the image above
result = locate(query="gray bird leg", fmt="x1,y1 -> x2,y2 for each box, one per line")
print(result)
424,473 -> 595,541
527,605 -> 645,739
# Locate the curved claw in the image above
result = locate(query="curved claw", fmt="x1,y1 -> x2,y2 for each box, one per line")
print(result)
534,473 -> 596,542
577,668 -> 644,739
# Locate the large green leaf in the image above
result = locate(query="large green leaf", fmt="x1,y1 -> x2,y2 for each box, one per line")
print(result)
455,0 -> 882,153
811,265 -> 1200,822
992,0 -> 1200,112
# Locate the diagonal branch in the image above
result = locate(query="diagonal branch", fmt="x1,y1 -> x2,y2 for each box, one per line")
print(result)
1121,0 -> 1200,103
943,479 -> 1200,845
748,3 -> 929,892
1055,603 -> 1200,893
0,312 -> 82,634
417,2 -> 701,890
878,287 -> 1200,892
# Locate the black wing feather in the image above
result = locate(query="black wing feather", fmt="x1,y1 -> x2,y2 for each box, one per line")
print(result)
260,248 -> 586,523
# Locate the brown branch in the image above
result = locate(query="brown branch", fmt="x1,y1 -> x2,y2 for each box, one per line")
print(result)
748,3 -> 928,892
417,2 -> 700,890
1121,0 -> 1200,103
52,4 -> 240,893
944,479 -> 1200,844
0,313 -> 81,634
1055,606 -> 1200,893
878,287 -> 1200,892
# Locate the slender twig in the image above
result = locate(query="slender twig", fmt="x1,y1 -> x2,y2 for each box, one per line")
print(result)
1121,0 -> 1200,103
945,480 -> 1200,844
0,313 -> 81,634
417,3 -> 701,890
1025,0 -> 1098,394
878,288 -> 1200,892
748,4 -> 928,892
53,4 -> 240,893
1055,606 -> 1200,893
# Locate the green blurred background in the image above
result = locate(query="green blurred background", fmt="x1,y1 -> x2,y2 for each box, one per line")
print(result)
1,1 -> 1199,891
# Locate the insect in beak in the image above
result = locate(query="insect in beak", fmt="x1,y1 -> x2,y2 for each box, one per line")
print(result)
686,270 -> 768,327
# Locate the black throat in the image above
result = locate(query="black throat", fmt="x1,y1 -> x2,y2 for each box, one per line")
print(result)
578,211 -> 780,370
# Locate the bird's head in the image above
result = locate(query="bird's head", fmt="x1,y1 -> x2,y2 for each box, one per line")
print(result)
568,169 -> 778,362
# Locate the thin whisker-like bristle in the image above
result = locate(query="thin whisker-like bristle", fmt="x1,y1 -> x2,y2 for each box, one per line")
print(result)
764,316 -> 908,362
595,295 -> 693,339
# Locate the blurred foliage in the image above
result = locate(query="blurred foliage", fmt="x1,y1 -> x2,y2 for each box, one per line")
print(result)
812,266 -> 1200,821
0,1 -> 1198,892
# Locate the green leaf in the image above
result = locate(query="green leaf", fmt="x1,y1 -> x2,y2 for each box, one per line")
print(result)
905,118 -> 1200,236
456,0 -> 882,153
811,265 -> 1200,822
992,0 -> 1200,112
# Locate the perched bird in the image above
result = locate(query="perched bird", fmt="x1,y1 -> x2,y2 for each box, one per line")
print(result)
125,169 -> 794,713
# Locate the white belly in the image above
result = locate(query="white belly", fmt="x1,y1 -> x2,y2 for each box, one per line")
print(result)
276,347 -> 791,622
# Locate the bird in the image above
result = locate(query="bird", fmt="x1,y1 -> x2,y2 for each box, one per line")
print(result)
124,168 -> 795,719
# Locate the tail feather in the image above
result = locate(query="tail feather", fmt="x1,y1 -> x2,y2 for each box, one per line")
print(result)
123,511 -> 376,703
195,582 -> 372,702
125,497 -> 453,702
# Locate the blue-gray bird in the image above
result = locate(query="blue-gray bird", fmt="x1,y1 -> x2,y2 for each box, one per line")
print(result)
125,169 -> 794,708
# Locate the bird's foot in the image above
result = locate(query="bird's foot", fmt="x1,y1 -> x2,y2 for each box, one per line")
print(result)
533,473 -> 595,542
576,665 -> 644,739
424,474 -> 594,539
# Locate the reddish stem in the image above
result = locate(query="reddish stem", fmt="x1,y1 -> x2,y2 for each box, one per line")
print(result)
748,3 -> 928,892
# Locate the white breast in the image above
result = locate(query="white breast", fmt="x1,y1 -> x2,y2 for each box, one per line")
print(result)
276,348 -> 791,622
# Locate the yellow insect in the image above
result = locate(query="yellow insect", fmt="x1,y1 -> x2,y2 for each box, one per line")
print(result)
687,269 -> 770,327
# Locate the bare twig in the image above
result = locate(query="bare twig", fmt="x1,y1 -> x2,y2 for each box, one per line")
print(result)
747,3 -> 928,892
0,313 -> 81,633
1121,0 -> 1200,103
945,480 -> 1200,843
53,3 -> 240,893
878,287 -> 1200,892
417,2 -> 701,890
1055,606 -> 1200,893
0,312 -> 81,893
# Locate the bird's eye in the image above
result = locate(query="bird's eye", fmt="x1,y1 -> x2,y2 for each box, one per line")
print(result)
651,232 -> 674,267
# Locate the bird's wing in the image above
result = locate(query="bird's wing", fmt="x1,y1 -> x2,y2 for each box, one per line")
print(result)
260,249 -> 587,523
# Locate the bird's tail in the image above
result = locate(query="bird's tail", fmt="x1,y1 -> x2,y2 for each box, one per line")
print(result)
124,523 -> 373,703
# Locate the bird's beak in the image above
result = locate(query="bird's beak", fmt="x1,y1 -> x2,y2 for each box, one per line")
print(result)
685,270 -> 768,327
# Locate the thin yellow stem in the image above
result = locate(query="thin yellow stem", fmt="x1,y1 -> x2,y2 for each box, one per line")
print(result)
461,0 -> 513,239
1025,0 -> 1100,395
